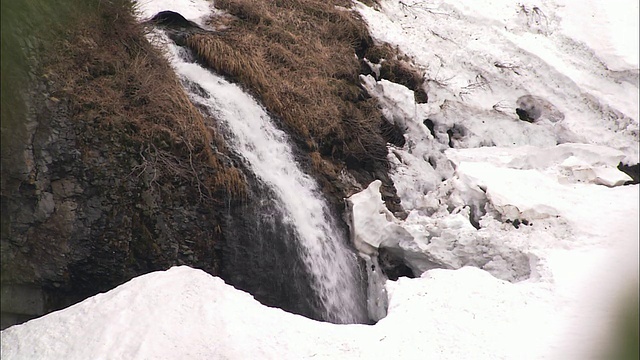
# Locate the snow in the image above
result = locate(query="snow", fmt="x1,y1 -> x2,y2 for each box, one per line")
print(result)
0,266 -> 556,359
2,0 -> 638,359
350,0 -> 639,357
425,0 -> 639,72
0,267 -> 362,360
134,0 -> 214,27
4,261 -> 631,359
347,180 -> 413,257
356,0 -> 639,152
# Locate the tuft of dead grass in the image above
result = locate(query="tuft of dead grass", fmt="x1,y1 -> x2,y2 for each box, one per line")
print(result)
41,0 -> 246,200
364,43 -> 428,103
378,57 -> 428,103
188,0 -> 388,174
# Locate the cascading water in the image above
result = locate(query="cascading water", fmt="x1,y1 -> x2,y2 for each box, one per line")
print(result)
154,31 -> 368,324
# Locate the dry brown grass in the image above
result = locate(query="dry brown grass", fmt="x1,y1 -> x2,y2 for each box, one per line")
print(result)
2,0 -> 252,320
358,0 -> 381,8
187,0 -> 389,175
43,1 -> 246,200
364,43 -> 428,103
378,56 -> 428,104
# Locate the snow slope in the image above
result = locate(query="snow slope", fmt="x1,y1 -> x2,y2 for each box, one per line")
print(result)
0,266 -> 566,359
356,0 -> 639,160
348,151 -> 638,358
352,0 -> 639,283
2,0 -> 638,359
350,0 -> 639,358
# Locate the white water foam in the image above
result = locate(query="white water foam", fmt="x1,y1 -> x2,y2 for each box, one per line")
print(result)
157,37 -> 367,323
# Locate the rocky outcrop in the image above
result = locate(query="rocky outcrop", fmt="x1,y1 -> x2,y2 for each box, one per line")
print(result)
515,95 -> 564,123
1,3 -> 237,329
0,73 -> 229,329
618,162 -> 640,185
219,178 -> 325,321
1,1 -> 407,328
147,11 -> 214,46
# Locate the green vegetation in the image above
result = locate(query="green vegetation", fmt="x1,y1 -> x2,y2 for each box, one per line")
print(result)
1,0 -> 100,148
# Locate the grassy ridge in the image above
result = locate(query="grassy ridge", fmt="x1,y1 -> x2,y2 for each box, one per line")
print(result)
187,0 -> 389,175
1,0 -> 245,201
1,0 -> 245,319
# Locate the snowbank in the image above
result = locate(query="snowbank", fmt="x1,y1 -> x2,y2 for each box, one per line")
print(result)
0,267 -> 363,360
3,260 -> 635,359
0,266 -> 561,360
351,0 -> 638,358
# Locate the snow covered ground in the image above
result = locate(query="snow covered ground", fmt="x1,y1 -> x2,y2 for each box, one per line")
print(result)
351,0 -> 638,357
2,0 -> 638,359
351,0 -> 639,357
0,266 -> 568,359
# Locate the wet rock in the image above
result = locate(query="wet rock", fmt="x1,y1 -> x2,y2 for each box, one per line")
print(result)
516,108 -> 536,122
146,11 -> 212,46
617,162 -> 639,185
516,95 -> 564,123
34,192 -> 55,222
0,285 -> 45,330
149,11 -> 201,29
1,58 -> 227,330
51,178 -> 82,198
220,179 -> 325,322
378,246 -> 414,280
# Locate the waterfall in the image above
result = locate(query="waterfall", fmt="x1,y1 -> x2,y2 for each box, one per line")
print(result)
157,34 -> 368,324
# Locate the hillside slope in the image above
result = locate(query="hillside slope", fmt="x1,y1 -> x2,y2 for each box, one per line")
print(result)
1,0 -> 244,328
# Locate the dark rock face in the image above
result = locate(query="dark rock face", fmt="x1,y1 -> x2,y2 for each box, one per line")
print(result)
0,80 -> 225,329
618,162 -> 640,185
0,285 -> 45,329
516,108 -> 536,122
149,11 -> 201,29
516,95 -> 543,122
0,3 -> 258,329
220,179 -> 324,321
146,11 -> 212,47
378,247 -> 414,281
515,95 -> 564,123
